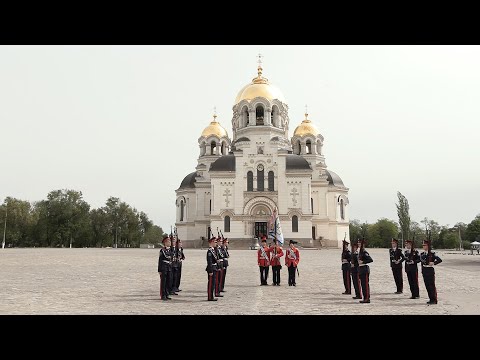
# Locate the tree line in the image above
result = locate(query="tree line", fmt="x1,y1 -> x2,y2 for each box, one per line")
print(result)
349,192 -> 480,249
0,189 -> 167,248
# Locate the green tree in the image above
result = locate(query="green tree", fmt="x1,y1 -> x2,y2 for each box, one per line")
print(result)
466,214 -> 480,242
420,218 -> 442,247
143,225 -> 165,245
349,219 -> 363,242
1,197 -> 35,247
367,218 -> 399,248
396,191 -> 411,245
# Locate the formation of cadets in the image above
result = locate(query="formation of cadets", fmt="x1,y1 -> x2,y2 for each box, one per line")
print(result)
159,227 -> 443,305
340,232 -> 442,305
157,230 -> 185,301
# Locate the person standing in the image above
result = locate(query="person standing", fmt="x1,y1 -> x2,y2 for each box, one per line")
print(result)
158,236 -> 173,301
214,237 -> 224,297
341,240 -> 352,295
175,239 -> 185,292
357,238 -> 373,303
350,241 -> 362,299
170,236 -> 180,295
257,237 -> 271,285
220,238 -> 229,292
420,239 -> 442,305
389,238 -> 405,294
404,239 -> 420,299
269,238 -> 284,286
285,240 -> 300,286
206,237 -> 218,301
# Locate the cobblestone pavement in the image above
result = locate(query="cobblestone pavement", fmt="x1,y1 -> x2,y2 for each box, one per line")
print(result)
1,248 -> 479,314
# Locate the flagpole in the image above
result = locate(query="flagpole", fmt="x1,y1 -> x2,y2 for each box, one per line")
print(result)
2,202 -> 7,249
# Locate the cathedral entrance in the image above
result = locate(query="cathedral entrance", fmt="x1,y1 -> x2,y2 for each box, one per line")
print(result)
255,222 -> 268,238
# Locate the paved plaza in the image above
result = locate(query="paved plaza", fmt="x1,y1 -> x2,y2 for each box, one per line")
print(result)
0,248 -> 479,315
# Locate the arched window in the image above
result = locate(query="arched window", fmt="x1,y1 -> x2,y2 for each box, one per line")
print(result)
268,171 -> 274,191
311,198 -> 314,214
180,200 -> 184,221
256,105 -> 264,125
209,200 -> 212,214
306,140 -> 312,154
224,216 -> 230,232
340,199 -> 345,220
211,141 -> 217,155
247,171 -> 253,191
257,167 -> 264,191
292,215 -> 298,232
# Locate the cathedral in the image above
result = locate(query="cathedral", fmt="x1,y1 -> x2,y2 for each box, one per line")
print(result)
175,60 -> 349,248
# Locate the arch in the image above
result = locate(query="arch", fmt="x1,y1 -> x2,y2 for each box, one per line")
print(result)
210,141 -> 217,155
268,171 -> 274,191
224,216 -> 231,232
256,105 -> 264,125
247,171 -> 253,191
306,139 -> 312,154
180,199 -> 185,221
257,167 -> 264,191
340,199 -> 345,220
292,215 -> 298,232
244,196 -> 277,216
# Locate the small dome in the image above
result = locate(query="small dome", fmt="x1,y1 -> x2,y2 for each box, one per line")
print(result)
325,169 -> 345,187
210,154 -> 236,172
179,172 -> 197,189
293,113 -> 320,137
234,65 -> 285,104
201,114 -> 228,138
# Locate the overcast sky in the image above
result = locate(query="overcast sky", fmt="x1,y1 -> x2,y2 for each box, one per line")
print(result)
1,45 -> 479,230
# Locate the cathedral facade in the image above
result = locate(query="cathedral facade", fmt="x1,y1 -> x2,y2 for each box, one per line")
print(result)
175,62 -> 349,248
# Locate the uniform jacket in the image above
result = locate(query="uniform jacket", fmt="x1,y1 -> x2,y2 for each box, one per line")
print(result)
285,247 -> 300,267
158,247 -> 172,273
269,245 -> 284,266
215,246 -> 225,269
258,246 -> 271,267
389,248 -> 405,269
420,251 -> 442,273
206,247 -> 218,273
404,249 -> 420,272
350,251 -> 359,271
342,249 -> 352,270
221,246 -> 229,267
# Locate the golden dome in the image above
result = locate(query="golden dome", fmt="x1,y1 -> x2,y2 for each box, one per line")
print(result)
234,65 -> 285,104
201,114 -> 228,138
293,113 -> 320,137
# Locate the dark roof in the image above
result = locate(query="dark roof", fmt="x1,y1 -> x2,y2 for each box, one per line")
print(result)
325,169 -> 345,187
210,154 -> 236,171
286,155 -> 312,170
179,172 -> 197,189
236,137 -> 250,142
270,136 -> 279,141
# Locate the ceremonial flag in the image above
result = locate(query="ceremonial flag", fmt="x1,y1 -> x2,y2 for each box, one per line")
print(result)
269,207 -> 284,245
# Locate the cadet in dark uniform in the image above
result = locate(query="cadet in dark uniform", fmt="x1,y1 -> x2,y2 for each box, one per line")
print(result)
404,239 -> 420,299
389,238 -> 405,294
257,237 -> 271,285
420,240 -> 442,305
206,237 -> 218,301
285,240 -> 300,286
350,242 -> 362,299
341,239 -> 352,295
170,236 -> 179,295
158,236 -> 173,301
214,237 -> 224,297
357,238 -> 373,303
269,238 -> 284,286
175,239 -> 185,292
220,238 -> 229,292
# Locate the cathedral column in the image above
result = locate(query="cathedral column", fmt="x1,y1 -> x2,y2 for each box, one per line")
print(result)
300,142 -> 306,155
265,109 -> 271,125
312,142 -> 317,155
249,110 -> 256,126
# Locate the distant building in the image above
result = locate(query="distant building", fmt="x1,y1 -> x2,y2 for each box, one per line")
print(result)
175,61 -> 349,248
